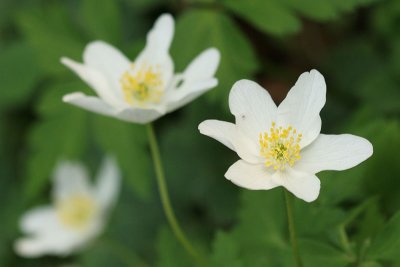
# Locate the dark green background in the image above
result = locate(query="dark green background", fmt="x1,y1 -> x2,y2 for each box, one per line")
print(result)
1,0 -> 400,266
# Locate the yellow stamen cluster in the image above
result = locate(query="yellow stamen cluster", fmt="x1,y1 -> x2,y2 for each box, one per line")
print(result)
120,63 -> 163,106
259,122 -> 302,171
57,194 -> 96,229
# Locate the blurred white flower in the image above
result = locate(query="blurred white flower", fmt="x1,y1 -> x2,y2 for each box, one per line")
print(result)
61,14 -> 220,124
15,156 -> 120,257
199,70 -> 373,202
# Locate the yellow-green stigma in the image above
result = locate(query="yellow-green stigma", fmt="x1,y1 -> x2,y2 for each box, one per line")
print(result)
120,63 -> 163,106
57,194 -> 96,229
259,122 -> 302,171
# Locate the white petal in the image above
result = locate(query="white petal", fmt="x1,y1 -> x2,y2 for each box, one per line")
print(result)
198,120 -> 262,164
16,212 -> 104,257
61,57 -> 122,107
95,156 -> 121,210
115,107 -> 165,124
166,79 -> 217,112
277,69 -> 326,147
16,209 -> 79,257
229,80 -> 277,140
134,14 -> 174,84
52,160 -> 92,202
302,116 -> 322,148
225,160 -> 277,190
19,206 -> 56,235
138,14 -> 174,62
198,120 -> 236,150
15,231 -> 81,257
165,48 -> 220,112
15,237 -> 65,257
83,41 -> 130,99
63,92 -> 117,117
15,237 -> 51,257
182,48 -> 220,84
272,168 -> 320,202
295,134 -> 373,174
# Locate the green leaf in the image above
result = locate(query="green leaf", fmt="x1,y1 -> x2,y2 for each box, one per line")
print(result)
79,239 -> 148,267
0,42 -> 40,109
230,190 -> 292,267
81,0 -> 122,43
221,0 -> 377,35
0,0 -> 15,32
359,120 -> 400,213
367,211 -> 400,261
221,0 -> 301,36
17,3 -> 84,75
287,0 -> 339,21
93,116 -> 151,199
24,82 -> 88,199
299,239 -> 353,267
122,0 -> 163,11
235,190 -> 286,248
171,10 -> 258,109
155,227 -> 194,267
287,0 -> 376,22
294,201 -> 347,241
359,261 -> 383,267
372,0 -> 400,38
210,232 -> 243,267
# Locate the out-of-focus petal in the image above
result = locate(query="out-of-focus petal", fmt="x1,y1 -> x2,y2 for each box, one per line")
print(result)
95,156 -> 121,211
115,107 -> 165,124
20,206 -> 56,235
63,92 -> 117,117
165,48 -> 220,112
83,41 -> 130,100
134,14 -> 174,85
61,57 -> 123,107
52,160 -> 92,202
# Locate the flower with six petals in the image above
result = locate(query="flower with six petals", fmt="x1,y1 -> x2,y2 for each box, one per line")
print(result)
14,156 -> 120,257
61,14 -> 220,124
199,70 -> 373,202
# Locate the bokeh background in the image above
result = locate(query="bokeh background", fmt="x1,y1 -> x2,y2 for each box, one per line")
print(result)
1,0 -> 400,266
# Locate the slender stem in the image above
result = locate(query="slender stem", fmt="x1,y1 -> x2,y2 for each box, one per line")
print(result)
284,189 -> 304,267
338,225 -> 352,253
146,123 -> 200,261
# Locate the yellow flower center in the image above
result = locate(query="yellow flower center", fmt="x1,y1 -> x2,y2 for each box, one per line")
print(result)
259,122 -> 302,171
120,63 -> 163,106
57,194 -> 97,229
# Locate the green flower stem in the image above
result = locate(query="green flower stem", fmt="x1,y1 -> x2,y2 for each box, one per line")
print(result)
146,123 -> 200,261
284,189 -> 304,267
338,225 -> 352,253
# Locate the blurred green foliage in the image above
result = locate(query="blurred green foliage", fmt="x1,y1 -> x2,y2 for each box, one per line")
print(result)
1,0 -> 400,266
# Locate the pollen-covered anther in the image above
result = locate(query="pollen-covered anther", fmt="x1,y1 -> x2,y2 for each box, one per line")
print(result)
259,122 -> 302,171
120,63 -> 163,106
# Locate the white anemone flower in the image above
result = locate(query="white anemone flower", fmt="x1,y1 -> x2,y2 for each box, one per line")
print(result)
15,156 -> 120,257
199,70 -> 373,202
61,13 -> 220,124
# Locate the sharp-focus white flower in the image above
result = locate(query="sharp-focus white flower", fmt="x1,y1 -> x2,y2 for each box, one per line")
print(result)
61,14 -> 220,124
198,70 -> 373,202
15,156 -> 120,257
